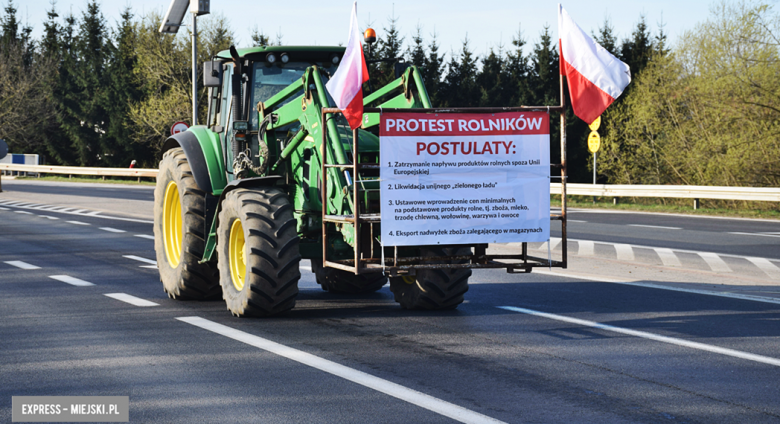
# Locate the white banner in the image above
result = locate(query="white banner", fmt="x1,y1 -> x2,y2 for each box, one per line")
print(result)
380,112 -> 550,246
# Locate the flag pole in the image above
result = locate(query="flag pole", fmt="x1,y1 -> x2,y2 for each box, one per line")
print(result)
559,72 -> 567,269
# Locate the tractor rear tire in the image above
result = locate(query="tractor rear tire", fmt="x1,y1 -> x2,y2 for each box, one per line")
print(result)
311,259 -> 387,294
153,148 -> 220,300
389,247 -> 472,310
217,187 -> 301,317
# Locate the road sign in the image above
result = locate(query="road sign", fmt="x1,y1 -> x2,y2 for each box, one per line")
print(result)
587,131 -> 601,154
588,115 -> 601,131
171,121 -> 189,135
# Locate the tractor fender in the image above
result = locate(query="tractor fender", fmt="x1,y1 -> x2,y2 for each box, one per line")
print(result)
161,127 -> 228,195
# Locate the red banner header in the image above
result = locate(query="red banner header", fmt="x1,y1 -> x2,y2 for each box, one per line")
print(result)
379,112 -> 549,137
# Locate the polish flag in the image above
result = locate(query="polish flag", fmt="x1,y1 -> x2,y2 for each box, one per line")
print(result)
558,4 -> 631,124
326,2 -> 369,130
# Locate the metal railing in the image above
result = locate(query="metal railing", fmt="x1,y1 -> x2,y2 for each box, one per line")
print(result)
3,164 -> 778,203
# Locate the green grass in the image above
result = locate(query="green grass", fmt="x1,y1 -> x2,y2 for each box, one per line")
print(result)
7,175 -> 156,186
553,195 -> 780,220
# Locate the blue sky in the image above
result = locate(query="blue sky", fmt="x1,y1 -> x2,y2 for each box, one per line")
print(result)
13,0 -> 726,56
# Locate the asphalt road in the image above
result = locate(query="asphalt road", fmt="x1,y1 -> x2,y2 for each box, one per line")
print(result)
1,180 -> 779,423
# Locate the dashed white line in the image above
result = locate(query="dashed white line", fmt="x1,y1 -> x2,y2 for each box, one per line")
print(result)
628,224 -> 682,230
49,275 -> 94,287
134,234 -> 155,240
39,215 -> 59,220
0,206 -> 9,210
177,316 -> 506,424
614,244 -> 635,261
66,220 -> 90,226
577,240 -> 595,256
99,227 -> 126,233
104,293 -> 158,307
123,255 -> 157,265
4,260 -> 41,270
697,252 -> 732,273
533,269 -> 780,305
497,306 -> 780,367
654,248 -> 682,267
745,257 -> 780,280
14,210 -> 33,215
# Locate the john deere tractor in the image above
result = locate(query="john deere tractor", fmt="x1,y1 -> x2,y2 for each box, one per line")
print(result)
154,44 -> 560,317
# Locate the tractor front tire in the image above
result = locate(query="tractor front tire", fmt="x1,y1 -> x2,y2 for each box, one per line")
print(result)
217,188 -> 301,317
389,247 -> 472,310
153,147 -> 220,300
311,259 -> 387,294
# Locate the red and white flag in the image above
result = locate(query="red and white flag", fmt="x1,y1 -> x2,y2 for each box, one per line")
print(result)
558,4 -> 631,124
326,2 -> 369,130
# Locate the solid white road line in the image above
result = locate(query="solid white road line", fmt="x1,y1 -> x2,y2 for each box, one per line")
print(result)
177,317 -> 505,424
4,261 -> 41,270
497,306 -> 780,367
139,265 -> 158,269
66,220 -> 90,225
728,232 -> 780,238
628,224 -> 682,230
134,234 -> 155,240
104,293 -> 158,307
39,216 -> 59,220
745,257 -> 780,280
533,269 -> 780,306
567,219 -> 587,223
0,206 -> 9,210
123,255 -> 157,265
614,244 -> 635,261
697,252 -> 732,273
49,275 -> 94,286
654,248 -> 682,267
99,227 -> 126,233
14,210 -> 33,215
577,240 -> 595,256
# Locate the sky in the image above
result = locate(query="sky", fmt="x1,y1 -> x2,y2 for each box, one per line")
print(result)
12,0 -> 736,57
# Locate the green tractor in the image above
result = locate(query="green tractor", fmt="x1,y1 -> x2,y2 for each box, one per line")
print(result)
153,44 -> 563,317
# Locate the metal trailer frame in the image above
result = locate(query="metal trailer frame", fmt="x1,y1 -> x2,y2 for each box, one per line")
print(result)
319,78 -> 568,277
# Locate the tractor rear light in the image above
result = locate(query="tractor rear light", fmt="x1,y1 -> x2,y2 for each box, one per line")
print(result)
280,53 -> 289,63
331,54 -> 340,65
266,53 -> 277,64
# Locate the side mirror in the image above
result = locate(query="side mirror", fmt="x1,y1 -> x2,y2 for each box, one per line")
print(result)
203,61 -> 222,87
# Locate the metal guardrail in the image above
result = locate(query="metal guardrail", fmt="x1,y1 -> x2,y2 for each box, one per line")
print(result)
2,164 -> 778,203
1,163 -> 157,178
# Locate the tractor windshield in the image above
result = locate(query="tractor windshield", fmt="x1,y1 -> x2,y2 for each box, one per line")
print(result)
249,61 -> 338,130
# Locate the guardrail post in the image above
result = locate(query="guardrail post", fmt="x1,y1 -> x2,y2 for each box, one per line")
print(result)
613,197 -> 618,205
693,198 -> 700,210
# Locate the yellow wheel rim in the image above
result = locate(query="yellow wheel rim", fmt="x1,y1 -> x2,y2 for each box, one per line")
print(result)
229,218 -> 246,291
401,276 -> 415,285
162,181 -> 183,267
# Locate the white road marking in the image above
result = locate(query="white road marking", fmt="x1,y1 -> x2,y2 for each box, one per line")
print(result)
86,211 -> 102,216
134,234 -> 155,240
698,252 -> 732,273
567,219 -> 587,223
177,317 -> 505,424
40,215 -> 59,220
4,260 -> 40,270
577,240 -> 594,256
300,265 -> 312,272
72,209 -> 89,214
655,248 -> 682,267
14,210 -> 33,215
614,244 -> 635,261
99,227 -> 126,233
139,265 -> 158,269
104,293 -> 158,307
49,275 -> 94,286
627,224 -> 682,230
0,206 -> 9,210
728,232 -> 780,238
123,255 -> 157,265
533,269 -> 780,305
497,306 -> 780,367
66,220 -> 90,225
745,257 -> 780,280
537,237 -> 562,251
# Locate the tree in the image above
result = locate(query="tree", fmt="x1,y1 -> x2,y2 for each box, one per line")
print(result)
529,25 -> 559,106
439,36 -> 479,107
423,30 -> 445,106
505,26 -> 532,106
250,25 -> 271,46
